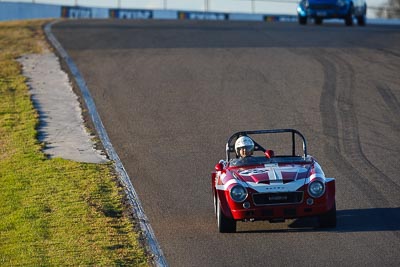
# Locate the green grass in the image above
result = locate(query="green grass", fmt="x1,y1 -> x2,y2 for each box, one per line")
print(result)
0,20 -> 148,266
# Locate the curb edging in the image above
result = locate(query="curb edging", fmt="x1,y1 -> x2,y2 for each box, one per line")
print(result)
44,20 -> 168,267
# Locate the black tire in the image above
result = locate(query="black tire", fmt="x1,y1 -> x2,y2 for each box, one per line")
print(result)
315,18 -> 323,25
298,16 -> 307,25
357,15 -> 366,26
213,194 -> 217,218
358,3 -> 367,26
217,197 -> 236,233
345,5 -> 354,26
318,202 -> 337,228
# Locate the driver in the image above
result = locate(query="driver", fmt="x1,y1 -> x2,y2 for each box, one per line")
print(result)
235,136 -> 254,158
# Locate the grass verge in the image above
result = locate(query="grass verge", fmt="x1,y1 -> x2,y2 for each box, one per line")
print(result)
0,20 -> 148,266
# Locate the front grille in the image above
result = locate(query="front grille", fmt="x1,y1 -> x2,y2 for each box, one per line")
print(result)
252,192 -> 303,206
309,4 -> 337,10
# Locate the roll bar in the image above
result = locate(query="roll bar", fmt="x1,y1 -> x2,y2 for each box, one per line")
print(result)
226,128 -> 307,161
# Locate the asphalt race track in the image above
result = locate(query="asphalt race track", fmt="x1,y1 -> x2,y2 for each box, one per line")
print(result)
52,20 -> 400,266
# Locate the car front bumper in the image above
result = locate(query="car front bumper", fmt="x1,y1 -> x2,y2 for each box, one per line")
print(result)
230,202 -> 332,221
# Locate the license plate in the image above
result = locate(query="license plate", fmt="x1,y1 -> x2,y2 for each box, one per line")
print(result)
269,195 -> 287,201
316,11 -> 327,17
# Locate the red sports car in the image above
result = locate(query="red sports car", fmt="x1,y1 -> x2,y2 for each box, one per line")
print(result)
212,129 -> 336,233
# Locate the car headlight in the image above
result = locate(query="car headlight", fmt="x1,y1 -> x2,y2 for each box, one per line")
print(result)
308,180 -> 325,198
230,185 -> 248,203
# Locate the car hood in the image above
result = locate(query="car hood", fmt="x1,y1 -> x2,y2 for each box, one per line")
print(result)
232,164 -> 310,185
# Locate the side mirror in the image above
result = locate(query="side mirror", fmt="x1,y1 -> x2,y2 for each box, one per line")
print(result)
215,162 -> 224,172
265,150 -> 275,159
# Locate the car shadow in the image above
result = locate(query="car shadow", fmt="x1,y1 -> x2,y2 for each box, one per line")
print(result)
333,207 -> 400,232
236,207 -> 400,233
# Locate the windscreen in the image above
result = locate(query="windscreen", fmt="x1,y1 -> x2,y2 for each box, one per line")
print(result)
227,130 -> 307,161
249,132 -> 304,157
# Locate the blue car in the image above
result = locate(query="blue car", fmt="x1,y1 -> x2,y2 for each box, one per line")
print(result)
297,0 -> 367,26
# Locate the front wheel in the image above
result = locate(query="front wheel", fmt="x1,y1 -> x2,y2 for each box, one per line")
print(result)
213,194 -> 217,217
318,202 -> 337,228
217,197 -> 236,233
357,15 -> 366,26
315,18 -> 323,25
345,5 -> 354,26
358,3 -> 367,26
298,16 -> 307,25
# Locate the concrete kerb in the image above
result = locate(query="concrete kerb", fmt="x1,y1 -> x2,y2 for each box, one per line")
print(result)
43,20 -> 168,267
18,51 -> 108,163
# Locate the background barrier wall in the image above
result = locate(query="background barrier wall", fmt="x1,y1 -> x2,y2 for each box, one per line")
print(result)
1,2 -> 399,24
1,1 -> 297,22
0,2 -> 60,20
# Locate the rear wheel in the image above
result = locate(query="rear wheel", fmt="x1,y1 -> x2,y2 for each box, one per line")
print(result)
315,18 -> 323,25
217,197 -> 236,233
318,202 -> 337,228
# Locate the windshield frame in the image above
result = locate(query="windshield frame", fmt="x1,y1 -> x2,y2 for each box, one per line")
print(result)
226,129 -> 308,161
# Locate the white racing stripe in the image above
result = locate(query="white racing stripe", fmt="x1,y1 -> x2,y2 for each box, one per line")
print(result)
216,178 -> 245,191
269,168 -> 284,185
247,179 -> 306,193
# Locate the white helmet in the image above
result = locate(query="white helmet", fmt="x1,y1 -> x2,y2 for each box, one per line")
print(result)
235,136 -> 254,155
